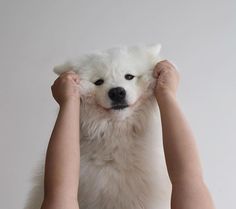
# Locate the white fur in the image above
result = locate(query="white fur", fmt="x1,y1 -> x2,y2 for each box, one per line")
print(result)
24,44 -> 171,209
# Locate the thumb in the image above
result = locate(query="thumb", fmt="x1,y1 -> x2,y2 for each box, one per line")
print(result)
75,77 -> 80,84
153,61 -> 165,78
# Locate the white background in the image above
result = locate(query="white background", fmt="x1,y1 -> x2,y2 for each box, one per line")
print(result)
0,0 -> 235,208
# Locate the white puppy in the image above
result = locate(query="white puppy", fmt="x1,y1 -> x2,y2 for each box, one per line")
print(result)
24,44 -> 171,209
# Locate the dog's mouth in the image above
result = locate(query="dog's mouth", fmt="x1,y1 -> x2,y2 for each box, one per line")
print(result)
111,104 -> 129,110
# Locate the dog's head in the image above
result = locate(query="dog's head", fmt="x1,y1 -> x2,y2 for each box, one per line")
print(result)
54,44 -> 162,121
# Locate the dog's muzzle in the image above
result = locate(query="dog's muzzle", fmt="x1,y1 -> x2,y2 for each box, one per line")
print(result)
108,87 -> 128,110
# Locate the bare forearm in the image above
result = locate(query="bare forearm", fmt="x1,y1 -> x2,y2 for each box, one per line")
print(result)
153,60 -> 215,209
43,99 -> 80,201
157,93 -> 203,183
157,93 -> 215,209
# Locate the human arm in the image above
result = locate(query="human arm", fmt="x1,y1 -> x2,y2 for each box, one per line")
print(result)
41,71 -> 80,209
153,61 -> 215,209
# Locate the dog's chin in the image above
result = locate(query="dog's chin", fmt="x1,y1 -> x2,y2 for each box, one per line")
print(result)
97,97 -> 142,112
111,104 -> 129,110
96,102 -> 131,113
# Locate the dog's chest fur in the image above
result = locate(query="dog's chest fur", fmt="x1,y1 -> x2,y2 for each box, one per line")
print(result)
78,99 -> 171,209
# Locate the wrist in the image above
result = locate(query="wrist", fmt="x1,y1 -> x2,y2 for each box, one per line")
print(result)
59,97 -> 80,108
155,90 -> 177,105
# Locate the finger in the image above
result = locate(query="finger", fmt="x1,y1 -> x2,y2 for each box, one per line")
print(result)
62,69 -> 76,74
153,61 -> 166,77
60,72 -> 80,80
154,59 -> 169,69
60,70 -> 77,78
53,73 -> 80,86
153,60 -> 176,77
163,60 -> 178,71
71,75 -> 80,85
168,61 -> 178,71
75,77 -> 80,84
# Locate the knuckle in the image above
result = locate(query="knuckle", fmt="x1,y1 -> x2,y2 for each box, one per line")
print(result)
160,60 -> 168,65
155,65 -> 164,72
61,71 -> 72,78
64,74 -> 73,80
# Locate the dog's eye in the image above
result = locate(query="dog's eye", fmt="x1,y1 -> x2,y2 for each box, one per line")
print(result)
94,79 -> 104,86
125,74 -> 135,80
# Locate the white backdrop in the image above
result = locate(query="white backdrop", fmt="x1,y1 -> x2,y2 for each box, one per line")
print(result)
0,0 -> 235,208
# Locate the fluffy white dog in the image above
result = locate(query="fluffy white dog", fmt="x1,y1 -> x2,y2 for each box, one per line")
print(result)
24,44 -> 171,209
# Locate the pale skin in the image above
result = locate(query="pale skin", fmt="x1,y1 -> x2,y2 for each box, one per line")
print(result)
40,60 -> 215,209
40,72 -> 80,209
153,61 -> 215,209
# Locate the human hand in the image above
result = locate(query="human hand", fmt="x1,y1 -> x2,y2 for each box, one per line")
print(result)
51,70 -> 80,106
153,60 -> 180,102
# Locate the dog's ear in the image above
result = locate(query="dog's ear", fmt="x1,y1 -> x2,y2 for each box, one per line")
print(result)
147,43 -> 162,55
53,59 -> 96,99
53,61 -> 77,75
146,43 -> 163,64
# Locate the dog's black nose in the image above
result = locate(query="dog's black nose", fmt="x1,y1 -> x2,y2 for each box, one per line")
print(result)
108,87 -> 126,102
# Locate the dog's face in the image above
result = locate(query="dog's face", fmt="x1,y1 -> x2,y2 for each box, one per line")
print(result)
54,44 -> 162,119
